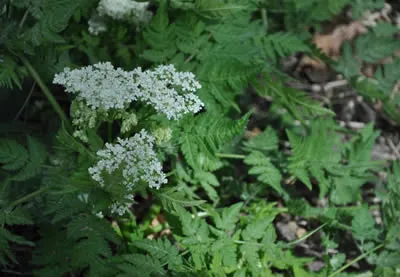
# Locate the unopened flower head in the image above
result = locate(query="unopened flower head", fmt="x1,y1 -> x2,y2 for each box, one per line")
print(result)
97,0 -> 152,24
88,129 -> 167,191
152,127 -> 172,145
53,62 -> 204,120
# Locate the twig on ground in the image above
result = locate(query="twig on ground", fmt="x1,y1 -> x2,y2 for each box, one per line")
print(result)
386,138 -> 400,159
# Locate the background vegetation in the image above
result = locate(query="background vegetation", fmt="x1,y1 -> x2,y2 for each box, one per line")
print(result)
0,0 -> 399,276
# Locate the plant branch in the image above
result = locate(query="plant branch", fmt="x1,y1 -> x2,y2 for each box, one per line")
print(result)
328,243 -> 384,277
20,55 -> 70,127
216,153 -> 246,159
10,186 -> 50,207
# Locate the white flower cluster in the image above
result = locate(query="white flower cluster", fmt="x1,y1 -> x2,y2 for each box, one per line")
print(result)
89,129 -> 167,189
132,64 -> 203,120
54,62 -> 135,110
88,130 -> 167,214
97,0 -> 152,24
88,14 -> 107,35
53,62 -> 204,120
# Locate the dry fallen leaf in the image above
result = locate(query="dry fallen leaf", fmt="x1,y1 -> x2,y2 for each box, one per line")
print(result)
313,21 -> 367,59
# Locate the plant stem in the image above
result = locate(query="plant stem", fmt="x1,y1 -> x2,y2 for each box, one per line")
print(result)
19,9 -> 29,29
328,244 -> 384,277
261,8 -> 268,31
283,222 -> 328,248
20,55 -> 70,127
216,153 -> 246,159
10,186 -> 50,207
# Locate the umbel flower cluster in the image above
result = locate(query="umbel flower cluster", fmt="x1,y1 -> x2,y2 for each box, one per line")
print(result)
88,0 -> 152,35
98,0 -> 152,23
53,62 -> 203,120
88,130 -> 167,215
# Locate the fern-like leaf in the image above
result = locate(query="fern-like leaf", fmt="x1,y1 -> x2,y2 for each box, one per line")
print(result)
180,112 -> 250,171
286,120 -> 342,190
156,187 -> 206,213
244,151 -> 283,195
114,254 -> 165,277
0,207 -> 34,266
0,136 -> 46,181
0,56 -> 25,89
255,75 -> 334,121
0,139 -> 29,171
134,238 -> 183,269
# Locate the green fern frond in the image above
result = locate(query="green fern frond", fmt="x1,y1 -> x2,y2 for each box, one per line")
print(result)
213,202 -> 242,231
180,112 -> 250,171
14,136 -> 47,181
141,1 -> 177,63
0,139 -> 29,171
240,243 -> 260,274
0,136 -> 46,181
286,119 -> 342,190
114,254 -> 165,277
284,0 -> 351,31
244,151 -> 283,194
0,56 -> 25,89
0,228 -> 34,265
355,32 -> 398,63
134,238 -> 183,269
374,58 -> 400,95
0,207 -> 34,266
34,214 -> 120,277
255,75 -> 334,121
0,207 -> 33,226
262,32 -> 310,62
156,187 -> 206,213
243,126 -> 279,152
175,205 -> 210,242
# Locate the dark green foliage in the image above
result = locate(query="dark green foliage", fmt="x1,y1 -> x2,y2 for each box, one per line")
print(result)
0,136 -> 47,181
33,214 -> 120,277
0,56 -> 26,89
0,207 -> 34,265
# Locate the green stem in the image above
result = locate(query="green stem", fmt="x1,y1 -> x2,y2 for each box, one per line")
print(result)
10,186 -> 50,207
216,153 -> 246,159
19,9 -> 29,29
328,244 -> 384,277
283,222 -> 328,248
20,55 -> 70,127
234,222 -> 327,249
261,8 -> 268,31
